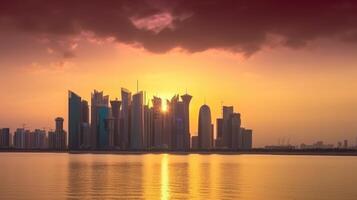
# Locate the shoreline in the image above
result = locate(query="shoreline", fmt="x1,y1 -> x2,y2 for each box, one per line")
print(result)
1,149 -> 357,156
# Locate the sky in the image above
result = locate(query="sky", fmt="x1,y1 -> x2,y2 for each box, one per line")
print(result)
1,0 -> 357,147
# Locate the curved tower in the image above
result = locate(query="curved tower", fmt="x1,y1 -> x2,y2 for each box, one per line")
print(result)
198,104 -> 212,149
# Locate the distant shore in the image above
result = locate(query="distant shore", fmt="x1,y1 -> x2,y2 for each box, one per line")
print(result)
1,148 -> 357,156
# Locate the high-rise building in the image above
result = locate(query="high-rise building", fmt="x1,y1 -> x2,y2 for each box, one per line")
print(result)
222,106 -> 234,148
110,99 -> 121,148
14,128 -> 26,149
144,105 -> 153,149
0,128 -> 10,148
91,90 -> 109,149
229,113 -> 242,149
215,118 -> 223,147
181,93 -> 192,150
81,100 -> 89,123
130,91 -> 144,149
242,128 -> 253,149
31,129 -> 47,149
121,88 -> 131,149
49,117 -> 67,150
198,104 -> 213,149
97,105 -> 110,149
80,123 -> 90,149
152,96 -> 163,148
169,95 -> 179,149
174,101 -> 186,150
162,102 -> 172,149
80,100 -> 89,148
106,114 -> 115,149
68,91 -> 81,150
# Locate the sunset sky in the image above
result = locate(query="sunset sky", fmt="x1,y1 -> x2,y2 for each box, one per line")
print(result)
1,0 -> 357,147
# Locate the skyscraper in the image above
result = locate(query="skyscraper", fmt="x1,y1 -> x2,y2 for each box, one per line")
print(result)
215,118 -> 223,147
130,91 -> 144,149
57,117 -> 66,149
121,88 -> 131,149
80,100 -> 90,148
242,128 -> 253,149
222,106 -> 233,148
144,105 -> 153,149
181,93 -> 192,150
0,128 -> 10,148
162,100 -> 172,149
110,99 -> 121,148
198,104 -> 213,149
97,105 -> 110,149
174,101 -> 185,150
229,113 -> 241,149
14,128 -> 26,149
169,95 -> 180,149
91,90 -> 109,149
68,91 -> 81,150
152,96 -> 163,147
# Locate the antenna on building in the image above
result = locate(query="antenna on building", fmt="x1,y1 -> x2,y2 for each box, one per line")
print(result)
136,80 -> 139,93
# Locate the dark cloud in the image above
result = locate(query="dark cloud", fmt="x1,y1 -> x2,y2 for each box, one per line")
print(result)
1,0 -> 357,55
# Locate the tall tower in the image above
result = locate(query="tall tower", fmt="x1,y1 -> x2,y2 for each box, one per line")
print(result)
80,100 -> 90,148
110,99 -> 121,147
56,117 -> 64,132
181,93 -> 192,150
54,117 -> 67,150
222,106 -> 234,148
229,113 -> 241,149
68,91 -> 81,150
91,90 -> 109,149
152,96 -> 163,147
130,91 -> 144,149
198,104 -> 212,149
121,88 -> 131,149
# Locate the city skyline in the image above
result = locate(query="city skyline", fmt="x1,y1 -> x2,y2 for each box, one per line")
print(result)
1,85 -> 357,147
2,1 -> 357,147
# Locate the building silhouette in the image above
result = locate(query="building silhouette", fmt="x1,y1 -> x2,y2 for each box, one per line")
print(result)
152,96 -> 163,148
49,117 -> 67,150
0,128 -> 10,148
215,105 -> 253,150
80,100 -> 90,148
198,104 -> 213,149
68,91 -> 81,150
110,99 -> 121,148
14,128 -> 26,149
65,88 -> 253,151
91,90 -> 109,149
130,91 -> 144,149
181,94 -> 192,150
222,106 -> 234,148
120,88 -> 131,149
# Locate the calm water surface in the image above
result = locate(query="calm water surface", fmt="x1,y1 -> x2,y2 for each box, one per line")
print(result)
0,153 -> 356,199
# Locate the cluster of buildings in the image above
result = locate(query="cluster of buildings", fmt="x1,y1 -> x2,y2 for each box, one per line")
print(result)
68,88 -> 253,151
0,118 -> 66,150
265,139 -> 354,150
0,88 -> 253,151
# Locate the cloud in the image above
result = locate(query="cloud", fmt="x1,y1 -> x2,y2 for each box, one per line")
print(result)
1,0 -> 357,55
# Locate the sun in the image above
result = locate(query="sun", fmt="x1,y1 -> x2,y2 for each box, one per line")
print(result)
161,101 -> 168,112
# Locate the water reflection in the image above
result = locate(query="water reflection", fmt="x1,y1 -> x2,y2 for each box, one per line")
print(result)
160,154 -> 169,200
1,153 -> 357,200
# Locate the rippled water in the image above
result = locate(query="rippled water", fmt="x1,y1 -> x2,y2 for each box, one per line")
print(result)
0,153 -> 356,199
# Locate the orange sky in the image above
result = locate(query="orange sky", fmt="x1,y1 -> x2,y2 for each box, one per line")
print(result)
1,37 -> 357,147
2,1 -> 357,147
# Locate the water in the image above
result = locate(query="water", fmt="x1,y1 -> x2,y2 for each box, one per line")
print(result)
0,153 -> 356,200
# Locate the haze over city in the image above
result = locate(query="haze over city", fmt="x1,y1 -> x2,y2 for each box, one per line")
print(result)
1,0 -> 357,148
